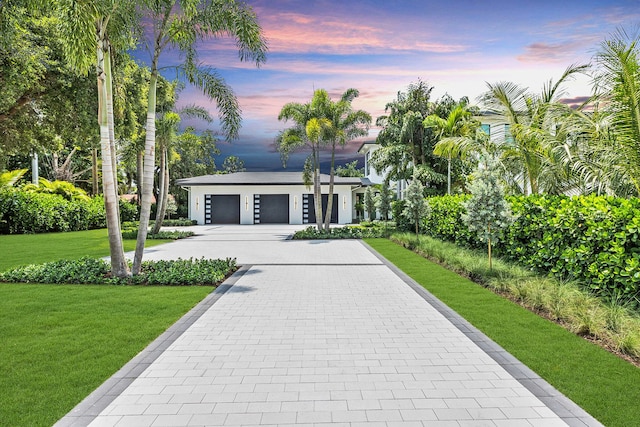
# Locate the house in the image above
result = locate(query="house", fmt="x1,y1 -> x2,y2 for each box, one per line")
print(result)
176,172 -> 366,225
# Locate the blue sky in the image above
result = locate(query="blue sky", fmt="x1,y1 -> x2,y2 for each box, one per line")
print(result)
155,0 -> 640,171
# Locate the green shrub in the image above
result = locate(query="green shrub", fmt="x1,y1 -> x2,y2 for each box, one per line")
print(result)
292,225 -> 385,239
422,194 -> 640,301
122,230 -> 194,240
0,256 -> 237,286
118,199 -> 139,223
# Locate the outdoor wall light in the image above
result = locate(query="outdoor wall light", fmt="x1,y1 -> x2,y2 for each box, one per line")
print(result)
245,196 -> 249,211
195,197 -> 199,211
294,196 -> 298,210
343,195 -> 346,209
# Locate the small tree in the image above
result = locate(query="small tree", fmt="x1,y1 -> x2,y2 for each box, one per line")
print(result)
364,186 -> 376,220
376,181 -> 393,221
462,160 -> 512,269
402,175 -> 429,238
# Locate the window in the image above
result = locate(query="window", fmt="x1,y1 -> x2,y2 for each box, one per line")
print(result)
504,124 -> 514,143
365,151 -> 371,177
480,123 -> 490,136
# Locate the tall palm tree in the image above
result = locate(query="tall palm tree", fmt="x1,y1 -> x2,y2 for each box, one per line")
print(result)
55,0 -> 138,277
321,89 -> 371,230
133,0 -> 268,274
277,90 -> 331,231
423,103 -> 479,194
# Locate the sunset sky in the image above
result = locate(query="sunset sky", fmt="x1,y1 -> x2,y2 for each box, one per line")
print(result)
157,0 -> 640,172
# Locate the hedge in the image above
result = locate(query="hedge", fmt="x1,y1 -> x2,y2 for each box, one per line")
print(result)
423,194 -> 640,300
0,189 -> 139,234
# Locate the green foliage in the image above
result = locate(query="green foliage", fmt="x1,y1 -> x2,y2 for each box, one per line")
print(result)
423,193 -> 640,301
0,256 -> 237,286
375,181 -> 393,220
0,188 -> 105,234
335,160 -> 364,177
0,188 -> 141,234
0,169 -> 27,189
292,225 -> 385,239
364,186 -> 376,220
121,229 -> 194,240
22,178 -> 89,201
402,177 -> 429,236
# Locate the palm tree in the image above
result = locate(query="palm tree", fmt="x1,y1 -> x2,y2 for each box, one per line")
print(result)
277,91 -> 331,231
321,89 -> 371,230
480,64 -> 588,195
590,27 -> 640,195
133,0 -> 268,274
372,81 -> 446,188
424,103 -> 479,194
55,0 -> 138,278
152,105 -> 213,234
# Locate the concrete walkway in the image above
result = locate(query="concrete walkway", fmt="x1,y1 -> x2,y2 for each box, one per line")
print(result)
57,225 -> 602,427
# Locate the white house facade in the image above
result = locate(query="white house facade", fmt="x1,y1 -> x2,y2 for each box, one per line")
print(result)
176,172 -> 364,225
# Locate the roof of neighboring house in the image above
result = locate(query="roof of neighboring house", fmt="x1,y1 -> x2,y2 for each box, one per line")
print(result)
176,172 -> 363,186
357,141 -> 378,154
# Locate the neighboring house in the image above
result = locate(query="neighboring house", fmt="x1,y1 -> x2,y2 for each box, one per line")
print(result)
357,141 -> 407,203
176,172 -> 365,225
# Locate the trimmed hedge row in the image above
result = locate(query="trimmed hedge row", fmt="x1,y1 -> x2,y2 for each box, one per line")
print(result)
423,194 -> 640,299
0,189 -> 139,234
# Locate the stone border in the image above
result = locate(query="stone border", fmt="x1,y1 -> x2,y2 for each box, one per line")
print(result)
54,265 -> 254,427
360,240 -> 603,427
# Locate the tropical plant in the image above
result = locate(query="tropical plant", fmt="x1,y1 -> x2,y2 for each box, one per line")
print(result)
0,169 -> 27,189
588,27 -> 640,196
133,0 -> 268,274
424,101 -> 480,194
277,90 -> 330,230
54,0 -> 139,278
372,81 -> 447,191
319,89 -> 371,230
335,160 -> 364,177
479,64 -> 588,195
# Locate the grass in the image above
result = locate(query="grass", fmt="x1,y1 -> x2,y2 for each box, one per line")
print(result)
0,228 -> 170,271
0,283 -> 213,426
365,237 -> 640,427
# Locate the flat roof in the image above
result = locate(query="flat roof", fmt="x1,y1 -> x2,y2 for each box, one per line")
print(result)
176,172 -> 363,186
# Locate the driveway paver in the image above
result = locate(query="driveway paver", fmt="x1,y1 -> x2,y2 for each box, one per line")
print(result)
56,225 -> 602,427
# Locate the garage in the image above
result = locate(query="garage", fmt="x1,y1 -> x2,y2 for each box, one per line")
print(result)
254,194 -> 289,224
204,194 -> 240,224
303,194 -> 338,224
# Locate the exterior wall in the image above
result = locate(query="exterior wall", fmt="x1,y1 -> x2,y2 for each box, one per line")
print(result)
186,184 -> 354,225
361,144 -> 385,184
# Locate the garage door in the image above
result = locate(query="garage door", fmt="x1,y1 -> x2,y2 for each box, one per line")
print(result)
204,194 -> 240,224
254,194 -> 289,224
303,194 -> 338,224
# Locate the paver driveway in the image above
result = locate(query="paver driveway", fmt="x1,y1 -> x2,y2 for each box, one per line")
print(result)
57,225 -> 602,427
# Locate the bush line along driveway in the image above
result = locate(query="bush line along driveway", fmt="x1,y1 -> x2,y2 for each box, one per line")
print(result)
365,238 -> 640,427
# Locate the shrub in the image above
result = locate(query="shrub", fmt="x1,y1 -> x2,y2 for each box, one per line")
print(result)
422,194 -> 640,301
292,225 -> 385,239
0,256 -> 237,286
122,230 -> 194,240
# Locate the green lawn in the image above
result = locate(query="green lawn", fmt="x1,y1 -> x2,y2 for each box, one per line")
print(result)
0,228 -> 169,271
0,283 -> 213,426
366,238 -> 640,427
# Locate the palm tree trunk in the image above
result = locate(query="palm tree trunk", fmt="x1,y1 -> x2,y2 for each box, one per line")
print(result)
312,147 -> 322,231
447,154 -> 452,195
133,68 -> 158,274
97,38 -> 128,278
104,49 -> 120,224
152,147 -> 169,234
92,147 -> 98,195
136,150 -> 143,204
323,141 -> 336,231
